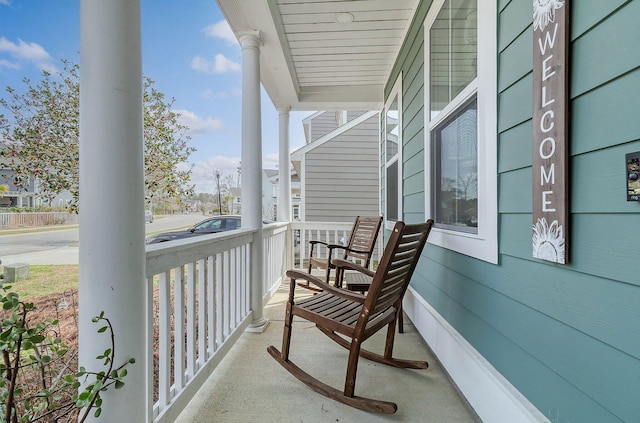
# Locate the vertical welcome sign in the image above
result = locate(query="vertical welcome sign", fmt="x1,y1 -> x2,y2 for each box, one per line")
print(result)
532,1 -> 569,264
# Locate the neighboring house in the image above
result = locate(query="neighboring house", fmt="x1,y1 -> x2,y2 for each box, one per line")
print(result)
228,187 -> 241,215
0,166 -> 73,209
291,110 -> 379,223
262,168 -> 301,221
0,168 -> 35,208
232,169 -> 301,221
220,2 -> 640,422
262,169 -> 278,220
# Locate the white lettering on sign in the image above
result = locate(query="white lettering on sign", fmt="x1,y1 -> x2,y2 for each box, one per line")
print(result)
539,137 -> 556,159
541,163 -> 555,185
541,86 -> 555,107
542,191 -> 556,212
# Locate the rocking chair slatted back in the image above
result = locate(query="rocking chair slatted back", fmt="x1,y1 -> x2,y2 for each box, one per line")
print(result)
345,216 -> 382,263
363,222 -> 432,319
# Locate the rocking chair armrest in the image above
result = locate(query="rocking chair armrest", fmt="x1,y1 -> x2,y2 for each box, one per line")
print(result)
308,240 -> 329,246
331,259 -> 375,278
309,240 -> 344,250
286,269 -> 366,303
287,269 -> 331,290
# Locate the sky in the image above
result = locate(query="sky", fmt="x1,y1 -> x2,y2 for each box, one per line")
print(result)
0,0 -> 311,193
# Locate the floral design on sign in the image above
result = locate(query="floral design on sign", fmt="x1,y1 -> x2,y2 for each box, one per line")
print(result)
532,217 -> 565,264
533,0 -> 564,32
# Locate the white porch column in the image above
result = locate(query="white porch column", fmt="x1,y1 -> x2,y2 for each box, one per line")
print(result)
240,32 -> 268,331
79,1 -> 146,422
277,106 -> 291,222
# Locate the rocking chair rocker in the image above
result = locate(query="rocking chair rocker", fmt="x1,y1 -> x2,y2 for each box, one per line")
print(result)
267,219 -> 434,414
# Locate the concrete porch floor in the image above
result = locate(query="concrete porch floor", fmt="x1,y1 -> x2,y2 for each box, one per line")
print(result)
175,282 -> 481,423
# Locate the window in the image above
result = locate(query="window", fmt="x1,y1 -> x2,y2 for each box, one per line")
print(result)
433,97 -> 477,232
292,204 -> 300,221
424,0 -> 497,263
384,76 -> 402,230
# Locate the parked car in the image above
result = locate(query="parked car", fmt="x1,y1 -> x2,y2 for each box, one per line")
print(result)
145,210 -> 154,223
146,215 -> 276,244
146,215 -> 240,244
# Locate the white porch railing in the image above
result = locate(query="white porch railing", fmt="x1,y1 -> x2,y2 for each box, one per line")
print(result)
144,222 -> 290,423
290,221 -> 382,271
262,222 -> 289,300
142,220 -> 376,422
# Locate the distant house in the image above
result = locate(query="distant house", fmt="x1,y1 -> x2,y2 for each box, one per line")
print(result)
228,187 -> 241,215
0,167 -> 71,209
0,168 -> 35,208
262,169 -> 278,220
291,110 -> 379,223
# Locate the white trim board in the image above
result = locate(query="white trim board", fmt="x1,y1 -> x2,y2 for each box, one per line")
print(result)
403,287 -> 551,423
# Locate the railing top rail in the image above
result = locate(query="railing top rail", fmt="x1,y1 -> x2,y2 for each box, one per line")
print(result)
290,221 -> 353,231
145,229 -> 255,277
262,221 -> 289,236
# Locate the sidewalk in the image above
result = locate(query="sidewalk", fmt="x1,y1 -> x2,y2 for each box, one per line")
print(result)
1,246 -> 79,265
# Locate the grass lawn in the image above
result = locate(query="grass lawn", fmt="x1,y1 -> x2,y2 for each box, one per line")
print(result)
0,264 -> 78,301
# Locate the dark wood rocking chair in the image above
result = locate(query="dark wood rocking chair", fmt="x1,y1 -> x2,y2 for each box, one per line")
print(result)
301,215 -> 382,291
268,219 -> 434,414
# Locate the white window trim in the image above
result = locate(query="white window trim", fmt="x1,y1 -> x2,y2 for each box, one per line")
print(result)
424,0 -> 498,263
384,74 -> 403,231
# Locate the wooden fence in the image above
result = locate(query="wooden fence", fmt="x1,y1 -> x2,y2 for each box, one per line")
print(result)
0,212 -> 78,229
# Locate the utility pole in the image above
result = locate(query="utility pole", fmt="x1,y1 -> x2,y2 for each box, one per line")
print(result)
215,170 -> 223,215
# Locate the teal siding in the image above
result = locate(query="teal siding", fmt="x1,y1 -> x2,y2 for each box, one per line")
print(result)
385,1 -> 640,422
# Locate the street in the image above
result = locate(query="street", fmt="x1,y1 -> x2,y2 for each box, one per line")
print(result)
0,213 -> 205,265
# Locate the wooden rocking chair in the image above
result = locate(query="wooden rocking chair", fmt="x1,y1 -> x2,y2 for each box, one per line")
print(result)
268,219 -> 434,414
302,215 -> 382,291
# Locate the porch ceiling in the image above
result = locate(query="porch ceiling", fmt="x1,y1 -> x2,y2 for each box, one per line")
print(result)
216,0 -> 420,111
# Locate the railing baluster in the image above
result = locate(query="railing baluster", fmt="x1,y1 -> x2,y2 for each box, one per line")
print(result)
158,271 -> 171,408
223,250 -> 230,338
146,276 -> 154,421
215,253 -> 223,349
230,247 -> 237,327
187,263 -> 197,379
207,255 -> 215,357
174,266 -> 185,391
242,244 -> 248,315
198,258 -> 206,369
235,246 -> 242,325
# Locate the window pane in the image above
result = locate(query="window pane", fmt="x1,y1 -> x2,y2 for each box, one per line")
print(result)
430,0 -> 477,119
386,95 -> 399,158
433,97 -> 477,233
386,160 -> 398,221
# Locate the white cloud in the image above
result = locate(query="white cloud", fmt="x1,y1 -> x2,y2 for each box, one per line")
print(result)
191,54 -> 240,74
199,89 -> 228,100
190,156 -> 241,193
0,37 -> 57,72
0,58 -> 19,69
189,153 -> 284,193
262,152 -> 279,169
174,109 -> 225,136
202,20 -> 237,45
0,0 -> 11,6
